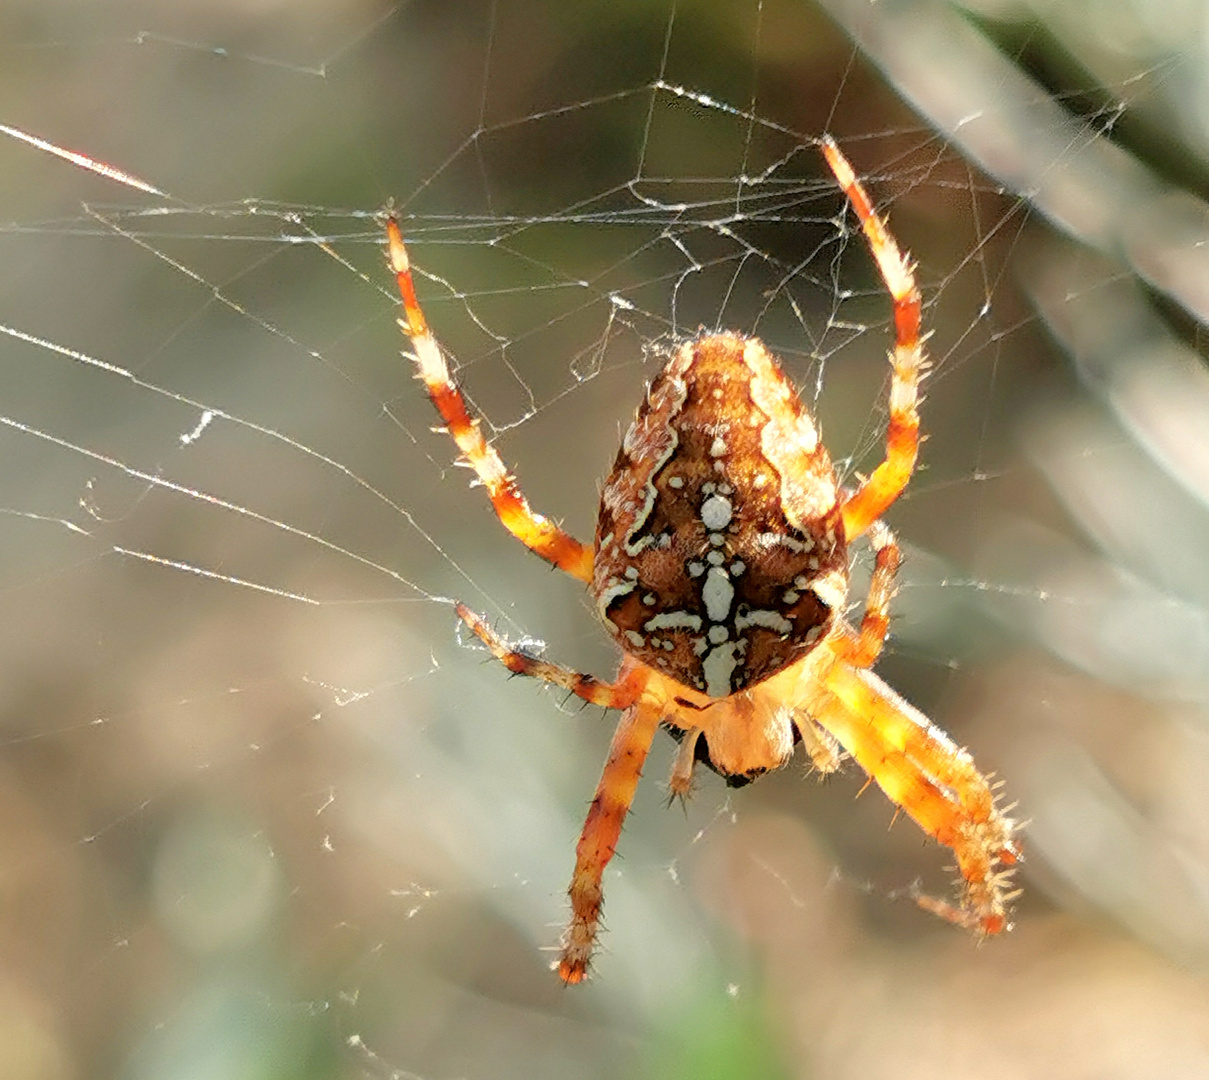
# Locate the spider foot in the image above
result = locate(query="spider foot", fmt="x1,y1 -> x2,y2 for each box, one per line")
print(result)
556,891 -> 600,985
916,814 -> 1023,935
665,784 -> 694,813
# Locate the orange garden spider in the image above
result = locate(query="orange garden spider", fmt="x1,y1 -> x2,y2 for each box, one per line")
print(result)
386,137 -> 1020,983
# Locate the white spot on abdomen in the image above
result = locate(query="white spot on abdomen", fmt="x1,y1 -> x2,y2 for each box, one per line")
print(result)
700,493 -> 733,530
703,567 -> 734,622
644,611 -> 703,632
810,570 -> 846,610
736,609 -> 793,634
702,641 -> 740,697
597,579 -> 637,623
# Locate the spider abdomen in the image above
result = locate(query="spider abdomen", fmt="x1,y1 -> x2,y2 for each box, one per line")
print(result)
592,332 -> 848,698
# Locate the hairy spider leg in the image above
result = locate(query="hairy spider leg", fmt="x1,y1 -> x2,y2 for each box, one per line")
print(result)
814,143 -> 1019,931
457,602 -> 658,980
784,520 -> 900,775
820,137 -> 928,542
806,654 -> 1019,934
836,519 -> 900,669
386,219 -> 595,582
667,727 -> 703,799
456,603 -> 644,709
560,699 -> 662,983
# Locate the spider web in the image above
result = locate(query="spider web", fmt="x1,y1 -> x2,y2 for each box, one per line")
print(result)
4,1 -> 1209,1078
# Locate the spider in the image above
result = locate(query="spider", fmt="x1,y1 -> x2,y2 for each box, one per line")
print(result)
386,136 -> 1020,984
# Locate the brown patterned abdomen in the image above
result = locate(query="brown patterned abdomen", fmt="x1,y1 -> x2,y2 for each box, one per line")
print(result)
592,333 -> 848,698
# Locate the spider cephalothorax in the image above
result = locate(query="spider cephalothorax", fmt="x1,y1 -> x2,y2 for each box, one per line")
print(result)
594,332 -> 847,700
386,136 -> 1020,984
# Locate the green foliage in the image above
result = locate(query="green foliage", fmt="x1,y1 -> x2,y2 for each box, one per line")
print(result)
643,976 -> 794,1080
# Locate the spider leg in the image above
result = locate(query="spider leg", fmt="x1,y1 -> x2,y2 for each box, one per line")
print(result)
386,219 -> 594,583
456,601 -> 659,981
820,138 -> 928,541
834,519 -> 900,670
790,712 -> 843,774
456,603 -> 644,709
808,657 -> 1020,934
560,700 -> 661,983
667,727 -> 703,800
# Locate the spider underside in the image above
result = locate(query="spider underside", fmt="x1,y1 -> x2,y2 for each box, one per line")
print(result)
387,136 -> 1020,984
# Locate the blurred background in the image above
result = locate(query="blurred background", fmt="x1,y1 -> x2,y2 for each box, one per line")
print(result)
2,0 -> 1209,1076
